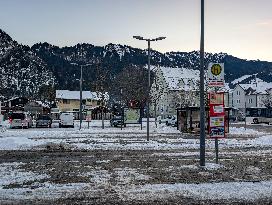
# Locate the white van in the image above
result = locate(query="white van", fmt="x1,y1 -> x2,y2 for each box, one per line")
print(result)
9,112 -> 33,129
59,113 -> 74,128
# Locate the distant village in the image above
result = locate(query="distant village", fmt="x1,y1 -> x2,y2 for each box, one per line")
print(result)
1,67 -> 272,124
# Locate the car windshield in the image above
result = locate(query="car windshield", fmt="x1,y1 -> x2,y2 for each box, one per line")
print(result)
37,115 -> 51,120
11,113 -> 25,120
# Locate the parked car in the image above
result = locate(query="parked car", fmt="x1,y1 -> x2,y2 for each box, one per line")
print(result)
59,113 -> 74,128
159,116 -> 177,126
110,115 -> 125,127
9,112 -> 33,129
167,116 -> 177,127
36,115 -> 52,128
158,116 -> 171,124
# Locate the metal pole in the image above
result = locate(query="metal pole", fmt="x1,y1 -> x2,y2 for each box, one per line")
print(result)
215,138 -> 219,164
79,65 -> 83,130
199,0 -> 206,166
147,40 -> 151,141
245,101 -> 247,130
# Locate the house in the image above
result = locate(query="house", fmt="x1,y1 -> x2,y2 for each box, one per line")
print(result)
55,90 -> 101,113
24,101 -> 51,118
150,67 -> 200,118
1,97 -> 29,114
231,78 -> 272,114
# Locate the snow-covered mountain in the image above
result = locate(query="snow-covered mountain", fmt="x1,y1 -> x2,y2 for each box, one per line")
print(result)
0,29 -> 55,99
1,28 -> 272,99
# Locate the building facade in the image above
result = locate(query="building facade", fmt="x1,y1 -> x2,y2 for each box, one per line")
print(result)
56,90 -> 101,113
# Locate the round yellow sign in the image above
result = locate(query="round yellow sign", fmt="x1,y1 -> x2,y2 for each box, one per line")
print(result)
211,64 -> 222,76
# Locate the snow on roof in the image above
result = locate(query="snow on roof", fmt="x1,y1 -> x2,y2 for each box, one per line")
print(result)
207,83 -> 231,93
160,67 -> 199,91
35,101 -> 50,108
56,90 -> 97,100
231,74 -> 253,85
239,78 -> 272,94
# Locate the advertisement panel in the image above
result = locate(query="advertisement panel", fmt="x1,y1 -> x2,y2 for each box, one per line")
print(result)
208,92 -> 226,138
124,108 -> 141,124
210,116 -> 225,127
210,127 -> 225,138
86,110 -> 92,122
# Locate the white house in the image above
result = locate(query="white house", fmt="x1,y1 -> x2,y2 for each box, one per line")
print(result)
150,67 -> 200,118
231,79 -> 272,114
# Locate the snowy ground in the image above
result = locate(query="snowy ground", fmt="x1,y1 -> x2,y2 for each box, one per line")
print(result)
0,120 -> 272,204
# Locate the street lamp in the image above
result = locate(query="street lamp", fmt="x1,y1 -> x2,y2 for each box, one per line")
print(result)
71,63 -> 91,130
199,0 -> 206,166
133,35 -> 166,141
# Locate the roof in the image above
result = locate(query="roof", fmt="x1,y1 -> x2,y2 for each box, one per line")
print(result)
160,67 -> 199,91
36,101 -> 50,108
239,79 -> 272,95
208,83 -> 231,93
56,90 -> 98,100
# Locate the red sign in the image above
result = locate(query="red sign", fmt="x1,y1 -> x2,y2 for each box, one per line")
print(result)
208,92 -> 225,138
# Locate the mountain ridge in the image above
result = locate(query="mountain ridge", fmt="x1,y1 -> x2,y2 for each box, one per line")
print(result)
1,28 -> 272,99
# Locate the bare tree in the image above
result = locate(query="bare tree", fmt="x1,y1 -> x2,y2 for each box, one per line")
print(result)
91,60 -> 111,129
150,70 -> 164,127
263,89 -> 272,108
111,64 -> 150,107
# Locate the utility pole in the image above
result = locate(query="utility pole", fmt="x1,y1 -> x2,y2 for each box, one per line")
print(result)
79,65 -> 83,130
147,40 -> 151,141
199,0 -> 206,166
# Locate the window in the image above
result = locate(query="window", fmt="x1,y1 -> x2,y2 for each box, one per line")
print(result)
248,99 -> 253,104
63,99 -> 70,104
237,99 -> 240,103
237,91 -> 240,95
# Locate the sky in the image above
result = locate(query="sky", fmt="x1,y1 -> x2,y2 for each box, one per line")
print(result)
0,0 -> 272,61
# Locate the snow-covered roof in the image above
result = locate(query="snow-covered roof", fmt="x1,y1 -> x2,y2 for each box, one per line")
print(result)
231,74 -> 253,85
35,101 -> 50,108
56,90 -> 98,100
160,67 -> 199,91
239,78 -> 272,95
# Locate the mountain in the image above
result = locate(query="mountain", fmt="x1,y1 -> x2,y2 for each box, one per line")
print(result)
1,28 -> 272,99
0,29 -> 55,99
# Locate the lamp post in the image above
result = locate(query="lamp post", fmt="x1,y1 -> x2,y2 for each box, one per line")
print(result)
133,36 -> 166,141
199,0 -> 206,166
71,63 -> 91,130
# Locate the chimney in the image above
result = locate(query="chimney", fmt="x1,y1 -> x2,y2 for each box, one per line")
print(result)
254,74 -> 257,87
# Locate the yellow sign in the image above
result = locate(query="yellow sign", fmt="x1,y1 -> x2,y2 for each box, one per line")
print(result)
208,63 -> 224,87
211,64 -> 222,76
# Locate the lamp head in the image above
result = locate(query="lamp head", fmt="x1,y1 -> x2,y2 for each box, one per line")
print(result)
133,36 -> 144,40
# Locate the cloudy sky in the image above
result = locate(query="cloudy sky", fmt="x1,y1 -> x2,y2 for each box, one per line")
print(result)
1,0 -> 272,61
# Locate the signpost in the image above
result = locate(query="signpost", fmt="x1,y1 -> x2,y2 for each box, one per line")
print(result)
86,110 -> 92,129
208,63 -> 224,87
208,63 -> 225,164
122,107 -> 143,130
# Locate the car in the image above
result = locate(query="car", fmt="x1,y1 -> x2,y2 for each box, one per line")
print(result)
159,116 -> 177,126
228,115 -> 237,122
158,116 -> 172,124
36,115 -> 52,128
110,115 -> 125,127
59,113 -> 74,128
9,112 -> 33,129
167,116 -> 177,127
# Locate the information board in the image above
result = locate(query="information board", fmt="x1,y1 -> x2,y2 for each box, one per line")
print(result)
124,108 -> 141,124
